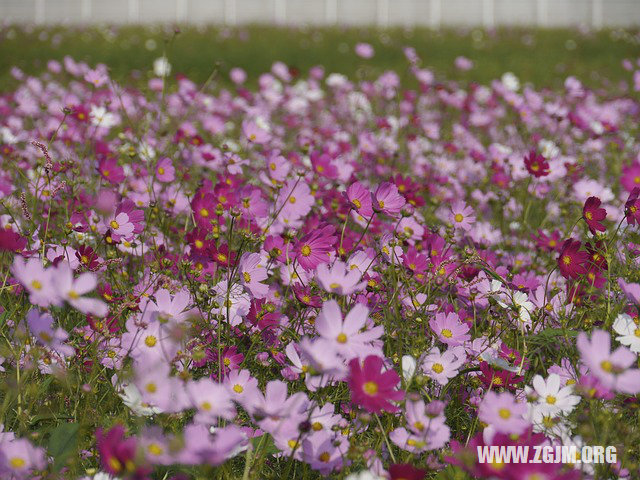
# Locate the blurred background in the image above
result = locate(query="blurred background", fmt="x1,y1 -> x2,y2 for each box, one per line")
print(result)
1,0 -> 639,28
0,1 -> 639,91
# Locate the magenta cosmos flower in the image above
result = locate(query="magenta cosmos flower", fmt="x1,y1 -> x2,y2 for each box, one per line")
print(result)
621,162 -> 640,192
478,391 -> 529,434
557,238 -> 588,279
582,196 -> 606,234
348,355 -> 403,414
295,224 -> 337,271
345,181 -> 373,217
372,182 -> 406,216
523,150 -> 550,177
624,187 -> 640,225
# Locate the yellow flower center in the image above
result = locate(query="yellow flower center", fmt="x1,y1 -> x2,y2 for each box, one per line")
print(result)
585,211 -> 593,220
289,196 -> 296,204
498,408 -> 511,419
68,290 -> 80,299
148,443 -> 163,456
413,421 -> 424,431
31,280 -> 42,290
432,363 -> 444,373
108,457 -> 122,472
454,213 -> 464,223
145,382 -> 157,393
145,335 -> 157,347
352,199 -> 361,209
363,381 -> 378,395
194,239 -> 204,249
319,452 -> 331,463
600,360 -> 613,372
201,401 -> 212,411
158,167 -> 165,175
441,328 -> 453,338
217,253 -> 227,262
300,245 -> 312,256
312,421 -> 323,431
233,384 -> 244,393
329,282 -> 340,289
243,272 -> 251,283
9,457 -> 26,468
562,255 -> 571,265
200,208 -> 209,218
546,395 -> 556,405
336,333 -> 347,344
110,220 -> 120,230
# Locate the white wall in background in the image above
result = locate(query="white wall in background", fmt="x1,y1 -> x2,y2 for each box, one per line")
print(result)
0,0 -> 638,27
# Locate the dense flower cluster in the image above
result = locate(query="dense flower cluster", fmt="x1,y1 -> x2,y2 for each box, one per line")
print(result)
0,48 -> 640,480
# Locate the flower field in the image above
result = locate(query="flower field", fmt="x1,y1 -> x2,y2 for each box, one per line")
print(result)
1,26 -> 640,480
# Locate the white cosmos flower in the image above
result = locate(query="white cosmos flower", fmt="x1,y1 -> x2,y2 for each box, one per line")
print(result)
501,72 -> 520,91
613,313 -> 640,354
153,56 -> 171,77
525,373 -> 581,415
402,355 -> 417,383
497,290 -> 535,330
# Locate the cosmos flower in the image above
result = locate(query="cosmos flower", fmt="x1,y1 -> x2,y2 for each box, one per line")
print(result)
577,329 -> 640,394
348,355 -> 403,414
155,157 -> 175,183
582,196 -> 606,234
523,150 -> 550,177
613,313 -> 640,353
346,181 -> 374,217
372,182 -> 406,216
478,391 -> 529,434
11,257 -> 60,308
295,224 -> 337,271
316,260 -> 366,295
449,201 -> 475,231
557,238 -> 588,279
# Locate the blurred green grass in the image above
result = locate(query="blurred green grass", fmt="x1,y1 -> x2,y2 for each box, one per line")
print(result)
0,25 -> 638,90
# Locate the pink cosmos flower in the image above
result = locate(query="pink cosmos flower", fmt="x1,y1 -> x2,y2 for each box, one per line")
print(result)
454,56 -> 474,71
295,224 -> 337,271
422,346 -> 466,385
373,182 -> 406,216
314,300 -> 382,359
316,260 -> 366,295
429,312 -> 470,346
348,355 -> 403,414
55,264 -> 109,317
155,157 -> 175,183
302,431 -> 347,475
355,42 -> 374,58
239,252 -> 269,298
242,118 -> 271,144
346,181 -> 374,218
618,278 -> 640,304
106,200 -> 145,241
478,391 -> 529,434
230,67 -> 247,84
0,437 -> 47,479
26,309 -> 74,357
576,329 -> 640,394
449,201 -> 475,231
582,196 -> 606,234
186,378 -> 236,424
11,256 -> 60,307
